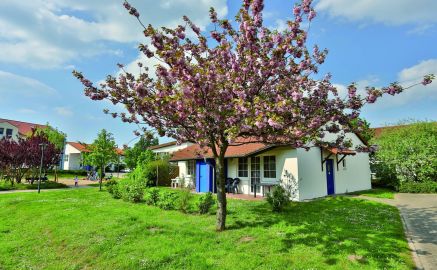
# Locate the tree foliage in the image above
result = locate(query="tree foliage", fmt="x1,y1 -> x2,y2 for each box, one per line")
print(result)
82,129 -> 117,190
74,0 -> 434,230
371,121 -> 437,189
124,135 -> 158,169
34,124 -> 67,151
0,133 -> 60,183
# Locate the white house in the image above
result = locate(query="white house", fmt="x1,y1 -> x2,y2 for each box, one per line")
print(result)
0,118 -> 45,141
149,141 -> 193,155
63,142 -> 88,170
62,142 -> 125,171
167,131 -> 371,201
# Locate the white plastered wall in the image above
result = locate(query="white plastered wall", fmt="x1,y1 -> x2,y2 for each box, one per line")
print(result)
297,132 -> 371,201
63,144 -> 82,170
226,147 -> 299,200
0,122 -> 19,141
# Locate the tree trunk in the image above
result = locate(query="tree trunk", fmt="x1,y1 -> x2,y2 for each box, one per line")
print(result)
54,166 -> 58,183
215,155 -> 227,231
99,165 -> 103,191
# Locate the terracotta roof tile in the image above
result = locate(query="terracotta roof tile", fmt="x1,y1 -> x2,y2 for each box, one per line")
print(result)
149,141 -> 177,150
0,118 -> 46,135
170,138 -> 276,161
67,142 -> 90,152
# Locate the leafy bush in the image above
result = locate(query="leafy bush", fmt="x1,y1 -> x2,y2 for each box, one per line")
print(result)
119,179 -> 144,203
371,121 -> 437,188
157,190 -> 179,210
105,179 -> 118,194
266,185 -> 290,212
178,189 -> 193,213
399,181 -> 437,193
197,192 -> 215,214
144,187 -> 160,206
128,163 -> 154,187
111,184 -> 122,199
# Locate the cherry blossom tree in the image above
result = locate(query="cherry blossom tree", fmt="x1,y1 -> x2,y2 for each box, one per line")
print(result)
74,0 -> 434,230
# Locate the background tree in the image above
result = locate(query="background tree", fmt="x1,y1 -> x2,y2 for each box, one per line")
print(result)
349,118 -> 374,143
74,0 -> 434,230
371,121 -> 437,189
0,133 -> 59,184
34,124 -> 67,182
83,129 -> 117,191
124,135 -> 158,169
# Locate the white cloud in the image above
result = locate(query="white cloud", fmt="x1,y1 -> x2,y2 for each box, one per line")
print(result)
0,0 -> 227,69
54,107 -> 73,117
18,108 -> 37,114
316,0 -> 437,26
0,70 -> 58,99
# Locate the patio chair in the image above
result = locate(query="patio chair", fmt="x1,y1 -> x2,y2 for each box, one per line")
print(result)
231,178 -> 240,194
225,178 -> 233,193
171,177 -> 180,188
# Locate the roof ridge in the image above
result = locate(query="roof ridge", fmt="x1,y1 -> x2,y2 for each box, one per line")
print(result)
0,118 -> 44,126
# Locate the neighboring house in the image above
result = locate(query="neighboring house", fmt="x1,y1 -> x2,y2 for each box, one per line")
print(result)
0,118 -> 46,141
169,132 -> 371,201
149,141 -> 193,155
62,141 -> 125,171
63,142 -> 89,170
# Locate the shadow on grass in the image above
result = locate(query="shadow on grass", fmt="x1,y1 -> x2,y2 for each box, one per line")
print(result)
227,196 -> 411,269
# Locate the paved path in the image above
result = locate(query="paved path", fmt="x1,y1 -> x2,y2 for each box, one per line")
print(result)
394,194 -> 437,270
0,186 -> 93,195
358,193 -> 437,270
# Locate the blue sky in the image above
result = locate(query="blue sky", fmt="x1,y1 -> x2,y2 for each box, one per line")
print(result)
0,0 -> 436,146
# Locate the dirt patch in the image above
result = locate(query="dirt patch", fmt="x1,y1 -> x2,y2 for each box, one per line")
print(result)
147,227 -> 163,233
239,236 -> 255,243
348,254 -> 366,263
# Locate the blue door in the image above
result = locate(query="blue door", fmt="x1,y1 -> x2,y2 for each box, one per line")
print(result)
196,160 -> 213,193
326,159 -> 335,195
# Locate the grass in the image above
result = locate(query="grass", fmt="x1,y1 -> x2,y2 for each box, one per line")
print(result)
348,188 -> 396,199
0,181 -> 68,191
0,189 -> 412,270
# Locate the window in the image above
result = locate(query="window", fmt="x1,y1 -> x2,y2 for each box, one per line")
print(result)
0,128 -> 3,136
64,155 -> 69,162
187,160 -> 195,176
263,156 -> 276,178
238,157 -> 248,177
6,129 -> 12,138
342,159 -> 347,170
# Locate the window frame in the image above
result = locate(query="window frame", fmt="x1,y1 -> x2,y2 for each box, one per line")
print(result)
263,156 -> 276,179
187,160 -> 195,176
5,129 -> 13,138
64,155 -> 69,162
238,157 -> 249,177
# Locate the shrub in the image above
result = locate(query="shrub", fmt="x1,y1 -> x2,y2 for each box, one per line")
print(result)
266,185 -> 290,212
399,181 -> 437,193
105,179 -> 118,194
178,189 -> 193,213
144,187 -> 160,206
197,192 -> 215,214
371,121 -> 437,188
111,184 -> 122,199
157,190 -> 179,210
119,180 -> 144,203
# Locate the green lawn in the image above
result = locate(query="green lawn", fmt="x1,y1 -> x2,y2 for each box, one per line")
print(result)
0,181 -> 68,191
0,189 -> 412,269
348,188 -> 396,199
